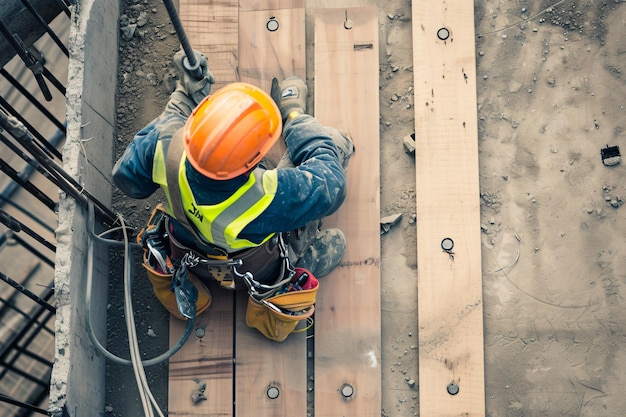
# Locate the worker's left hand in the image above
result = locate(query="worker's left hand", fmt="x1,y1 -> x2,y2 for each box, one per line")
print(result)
173,49 -> 215,105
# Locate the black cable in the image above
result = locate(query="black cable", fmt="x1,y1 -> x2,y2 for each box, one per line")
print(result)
161,0 -> 202,78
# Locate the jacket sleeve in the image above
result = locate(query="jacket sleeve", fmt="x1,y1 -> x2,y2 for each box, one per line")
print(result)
248,114 -> 348,235
112,91 -> 194,199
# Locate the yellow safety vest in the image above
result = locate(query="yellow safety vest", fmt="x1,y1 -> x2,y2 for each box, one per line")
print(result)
152,138 -> 279,251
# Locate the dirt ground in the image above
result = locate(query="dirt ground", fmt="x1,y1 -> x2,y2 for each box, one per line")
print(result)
106,0 -> 626,416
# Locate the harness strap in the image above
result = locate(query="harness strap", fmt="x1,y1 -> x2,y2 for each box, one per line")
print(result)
164,131 -> 294,292
165,131 -> 207,245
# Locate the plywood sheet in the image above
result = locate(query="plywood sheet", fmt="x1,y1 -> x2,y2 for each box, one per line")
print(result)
234,3 -> 307,417
238,3 -> 306,163
412,2 -> 486,416
238,5 -> 305,92
313,7 -> 381,417
169,285 -> 234,416
170,2 -> 238,415
178,0 -> 238,90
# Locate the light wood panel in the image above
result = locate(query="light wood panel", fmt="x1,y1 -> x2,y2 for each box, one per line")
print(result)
170,2 -> 238,416
412,2 -> 486,416
234,3 -> 307,417
178,0 -> 238,90
238,3 -> 305,92
238,2 -> 306,163
169,284 -> 234,416
313,8 -> 381,417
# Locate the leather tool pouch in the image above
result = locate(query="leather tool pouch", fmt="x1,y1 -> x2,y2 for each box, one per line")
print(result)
137,204 -> 212,319
245,268 -> 319,342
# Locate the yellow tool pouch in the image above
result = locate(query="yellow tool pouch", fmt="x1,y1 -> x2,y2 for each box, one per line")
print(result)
141,252 -> 212,320
138,204 -> 212,320
246,268 -> 318,342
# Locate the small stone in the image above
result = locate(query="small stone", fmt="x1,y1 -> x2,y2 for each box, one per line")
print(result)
381,213 -> 403,227
120,23 -> 137,40
137,11 -> 149,27
403,133 -> 416,155
146,72 -> 158,86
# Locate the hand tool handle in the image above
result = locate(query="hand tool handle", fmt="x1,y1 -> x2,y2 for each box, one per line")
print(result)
162,0 -> 203,80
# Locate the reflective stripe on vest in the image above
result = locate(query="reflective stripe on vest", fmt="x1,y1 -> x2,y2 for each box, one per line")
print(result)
152,138 -> 279,250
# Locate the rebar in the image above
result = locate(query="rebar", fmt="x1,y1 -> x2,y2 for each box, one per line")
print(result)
10,233 -> 56,267
0,108 -> 118,226
0,17 -> 52,100
0,97 -> 62,160
19,0 -> 69,57
0,196 -> 55,234
0,392 -> 50,416
0,209 -> 56,252
0,69 -> 66,132
0,158 -> 58,212
0,131 -> 65,191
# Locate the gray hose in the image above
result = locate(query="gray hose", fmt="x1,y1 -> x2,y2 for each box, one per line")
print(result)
85,201 -> 194,366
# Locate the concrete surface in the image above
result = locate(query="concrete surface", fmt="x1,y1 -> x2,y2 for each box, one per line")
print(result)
48,1 -> 119,416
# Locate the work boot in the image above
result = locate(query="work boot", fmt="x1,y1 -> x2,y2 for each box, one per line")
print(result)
271,76 -> 307,123
295,228 -> 346,278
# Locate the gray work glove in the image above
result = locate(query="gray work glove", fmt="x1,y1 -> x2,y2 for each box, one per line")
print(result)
173,49 -> 215,105
270,76 -> 307,124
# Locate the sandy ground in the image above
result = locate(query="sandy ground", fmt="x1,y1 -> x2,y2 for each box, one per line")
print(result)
107,0 -> 626,416
475,2 -> 626,415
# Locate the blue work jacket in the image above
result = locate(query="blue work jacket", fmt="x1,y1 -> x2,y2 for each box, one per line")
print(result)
112,91 -> 347,249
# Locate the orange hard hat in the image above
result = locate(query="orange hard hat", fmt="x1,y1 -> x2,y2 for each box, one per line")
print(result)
183,82 -> 282,180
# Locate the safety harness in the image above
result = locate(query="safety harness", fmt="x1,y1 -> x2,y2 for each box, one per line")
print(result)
161,131 -> 296,298
138,132 -> 319,341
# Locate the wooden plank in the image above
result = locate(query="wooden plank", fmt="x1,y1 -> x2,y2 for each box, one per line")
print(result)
234,3 -> 308,417
169,2 -> 238,416
238,2 -> 305,92
238,0 -> 305,10
313,8 -> 381,417
412,2 -> 486,416
178,0 -> 238,90
169,284 -> 234,416
238,2 -> 306,163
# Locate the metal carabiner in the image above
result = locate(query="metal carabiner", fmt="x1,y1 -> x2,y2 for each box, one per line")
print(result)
181,252 -> 200,268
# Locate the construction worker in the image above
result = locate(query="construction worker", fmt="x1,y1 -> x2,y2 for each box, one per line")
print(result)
111,49 -> 353,319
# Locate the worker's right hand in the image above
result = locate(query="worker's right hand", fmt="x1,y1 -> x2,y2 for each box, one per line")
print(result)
173,49 -> 215,105
270,76 -> 307,124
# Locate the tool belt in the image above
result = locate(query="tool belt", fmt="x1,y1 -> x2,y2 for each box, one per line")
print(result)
167,220 -> 286,291
138,204 -> 318,341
